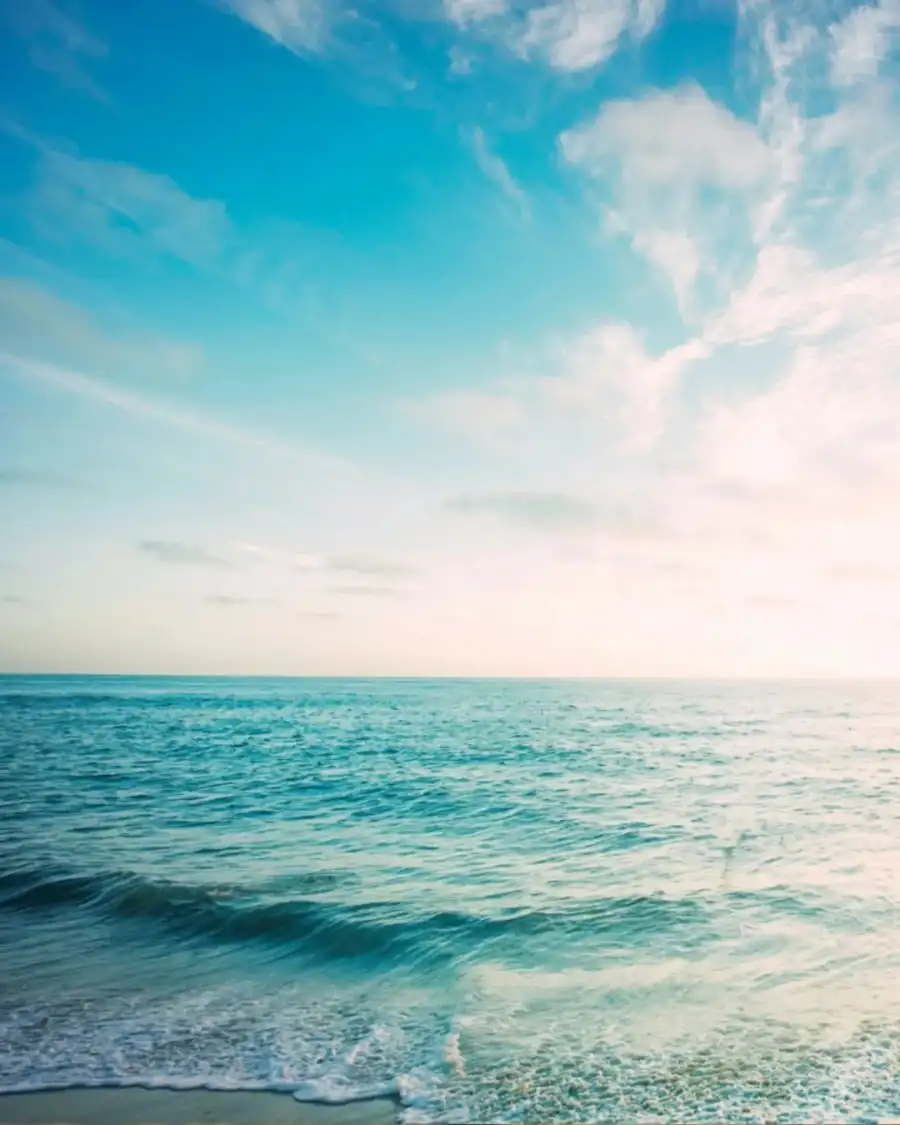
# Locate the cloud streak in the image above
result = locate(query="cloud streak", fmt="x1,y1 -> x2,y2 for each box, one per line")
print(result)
330,584 -> 405,597
470,127 -> 529,218
446,490 -> 599,531
0,277 -> 203,380
326,553 -> 420,578
1,353 -> 336,472
220,0 -> 328,54
205,594 -> 277,605
139,542 -> 233,569
0,467 -> 77,489
27,148 -> 231,268
2,0 -> 107,97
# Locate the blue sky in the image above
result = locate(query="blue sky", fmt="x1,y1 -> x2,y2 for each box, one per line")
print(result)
2,0 -> 900,676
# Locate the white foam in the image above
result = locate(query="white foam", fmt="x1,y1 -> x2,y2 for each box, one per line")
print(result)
291,1077 -> 400,1104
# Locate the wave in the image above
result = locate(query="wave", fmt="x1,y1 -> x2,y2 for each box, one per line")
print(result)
0,1075 -> 401,1107
0,863 -> 705,962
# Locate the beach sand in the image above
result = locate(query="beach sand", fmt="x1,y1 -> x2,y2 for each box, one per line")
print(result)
0,1089 -> 398,1125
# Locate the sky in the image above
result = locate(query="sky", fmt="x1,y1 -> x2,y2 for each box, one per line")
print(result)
1,0 -> 900,677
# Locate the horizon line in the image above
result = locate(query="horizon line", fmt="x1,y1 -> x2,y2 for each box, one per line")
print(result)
1,672 -> 898,683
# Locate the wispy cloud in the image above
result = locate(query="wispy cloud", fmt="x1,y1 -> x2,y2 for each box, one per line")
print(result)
444,0 -> 507,27
2,354 -> 334,471
2,0 -> 107,97
446,491 -> 599,532
0,277 -> 203,379
405,324 -> 708,457
205,594 -> 278,605
829,0 -> 900,87
15,138 -> 231,268
330,583 -> 405,597
326,553 -> 420,578
0,467 -> 77,489
441,0 -> 665,74
470,127 -> 529,219
825,563 -> 900,585
517,0 -> 664,72
140,541 -> 233,569
561,82 -> 773,310
219,0 -> 329,55
402,386 -> 525,447
234,541 -> 323,569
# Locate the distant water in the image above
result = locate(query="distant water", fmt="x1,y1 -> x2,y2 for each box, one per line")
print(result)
3,677 -> 900,1123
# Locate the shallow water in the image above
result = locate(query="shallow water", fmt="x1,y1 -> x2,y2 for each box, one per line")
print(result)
2,676 -> 900,1122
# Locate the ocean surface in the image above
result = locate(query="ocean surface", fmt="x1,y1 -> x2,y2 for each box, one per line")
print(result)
2,676 -> 900,1123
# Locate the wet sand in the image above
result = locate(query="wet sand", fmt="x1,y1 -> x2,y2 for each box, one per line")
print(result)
0,1089 -> 397,1125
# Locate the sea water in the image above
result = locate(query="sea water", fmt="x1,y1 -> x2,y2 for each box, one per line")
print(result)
2,676 -> 900,1123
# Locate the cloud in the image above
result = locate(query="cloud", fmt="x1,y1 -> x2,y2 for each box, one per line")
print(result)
217,0 -> 416,93
234,541 -> 323,569
405,322 -> 710,456
330,584 -> 405,597
2,0 -> 107,97
0,468 -> 77,488
446,490 -> 599,531
205,594 -> 277,605
518,0 -> 664,72
403,386 -> 525,445
470,127 -> 529,218
744,593 -> 802,611
538,323 -> 710,452
825,563 -> 900,585
562,83 -> 772,190
21,143 -> 230,268
139,541 -> 233,569
326,553 -> 420,578
0,277 -> 203,379
441,0 -> 665,75
829,0 -> 900,87
444,0 -> 507,26
2,354 -> 334,471
561,83 -> 773,307
219,0 -> 328,54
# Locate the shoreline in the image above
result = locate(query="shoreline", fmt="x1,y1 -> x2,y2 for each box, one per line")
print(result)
0,1088 -> 399,1125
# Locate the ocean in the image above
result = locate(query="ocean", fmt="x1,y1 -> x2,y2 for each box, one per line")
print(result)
2,675 -> 900,1123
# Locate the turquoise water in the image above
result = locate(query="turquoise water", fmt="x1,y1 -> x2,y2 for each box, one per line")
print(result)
2,676 -> 900,1123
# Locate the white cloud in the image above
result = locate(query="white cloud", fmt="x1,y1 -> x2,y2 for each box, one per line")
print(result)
829,0 -> 900,87
400,0 -> 900,676
443,0 -> 665,74
561,83 -> 773,307
448,44 -> 475,73
444,0 -> 506,24
26,146 -> 230,268
220,0 -> 328,54
519,0 -> 664,72
470,127 -> 529,218
234,541 -> 323,569
561,83 -> 772,190
543,325 -> 711,452
406,321 -> 711,459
